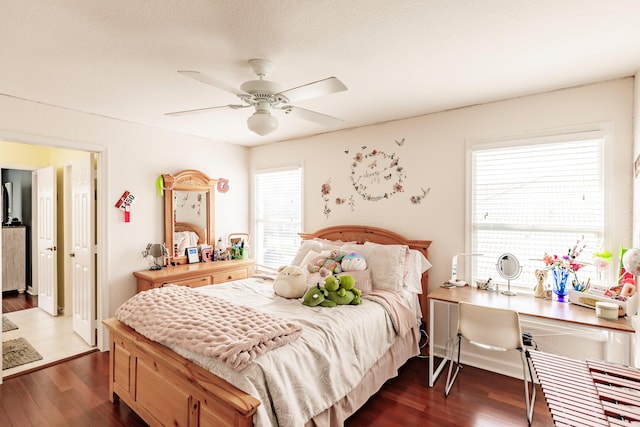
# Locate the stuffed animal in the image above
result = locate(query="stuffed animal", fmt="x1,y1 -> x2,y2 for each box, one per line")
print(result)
273,265 -> 308,299
307,250 -> 347,277
325,274 -> 362,306
341,251 -> 367,272
534,269 -> 548,298
302,284 -> 336,307
302,274 -> 362,307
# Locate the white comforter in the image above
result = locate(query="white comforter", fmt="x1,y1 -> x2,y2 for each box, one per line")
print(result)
162,277 -> 417,427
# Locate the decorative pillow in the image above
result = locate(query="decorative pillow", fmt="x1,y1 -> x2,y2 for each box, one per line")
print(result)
362,241 -> 410,292
338,270 -> 373,294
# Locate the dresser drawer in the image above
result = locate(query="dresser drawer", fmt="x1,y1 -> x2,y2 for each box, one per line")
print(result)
164,275 -> 213,288
134,259 -> 255,292
212,268 -> 248,284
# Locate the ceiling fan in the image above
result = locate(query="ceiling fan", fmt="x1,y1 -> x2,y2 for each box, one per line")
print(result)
166,59 -> 348,136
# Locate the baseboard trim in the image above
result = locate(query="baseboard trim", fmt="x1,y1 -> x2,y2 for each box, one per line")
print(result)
2,348 -> 98,381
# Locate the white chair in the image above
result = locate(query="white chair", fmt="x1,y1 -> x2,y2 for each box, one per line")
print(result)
444,301 -> 536,425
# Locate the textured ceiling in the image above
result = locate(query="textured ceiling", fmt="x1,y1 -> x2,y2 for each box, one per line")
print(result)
2,1 -> 640,147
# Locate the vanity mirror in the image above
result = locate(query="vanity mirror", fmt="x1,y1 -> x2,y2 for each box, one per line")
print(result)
162,169 -> 217,264
496,253 -> 521,296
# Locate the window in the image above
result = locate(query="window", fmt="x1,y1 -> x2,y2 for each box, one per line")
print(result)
469,132 -> 606,293
253,165 -> 302,268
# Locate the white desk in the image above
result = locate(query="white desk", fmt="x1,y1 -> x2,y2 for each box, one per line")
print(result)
428,285 -> 636,387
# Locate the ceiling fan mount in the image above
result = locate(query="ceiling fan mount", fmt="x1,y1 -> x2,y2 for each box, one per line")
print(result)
247,58 -> 273,78
166,59 -> 347,136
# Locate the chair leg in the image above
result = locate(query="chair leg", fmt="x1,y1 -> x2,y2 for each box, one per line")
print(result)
520,350 -> 536,425
444,334 -> 462,396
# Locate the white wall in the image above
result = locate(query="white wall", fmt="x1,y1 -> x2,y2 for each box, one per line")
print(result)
251,78 -> 635,375
0,95 -> 250,349
252,78 -> 634,294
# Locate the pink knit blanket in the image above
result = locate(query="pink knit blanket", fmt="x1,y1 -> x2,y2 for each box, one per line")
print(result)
115,285 -> 302,371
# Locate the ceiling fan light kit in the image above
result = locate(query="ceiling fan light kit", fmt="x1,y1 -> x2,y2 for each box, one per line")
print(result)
247,109 -> 278,136
168,59 -> 347,135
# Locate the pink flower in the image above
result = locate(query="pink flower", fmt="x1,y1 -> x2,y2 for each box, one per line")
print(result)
542,241 -> 586,273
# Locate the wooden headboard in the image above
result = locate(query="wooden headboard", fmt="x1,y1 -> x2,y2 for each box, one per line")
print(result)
299,225 -> 432,322
174,221 -> 205,244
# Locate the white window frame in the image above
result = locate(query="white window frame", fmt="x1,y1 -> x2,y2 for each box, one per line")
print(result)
252,164 -> 303,269
465,124 -> 614,294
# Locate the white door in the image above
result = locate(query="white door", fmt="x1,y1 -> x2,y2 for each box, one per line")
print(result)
71,155 -> 95,345
37,166 -> 57,316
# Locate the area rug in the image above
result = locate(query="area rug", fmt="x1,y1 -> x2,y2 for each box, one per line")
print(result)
3,337 -> 43,370
2,316 -> 18,333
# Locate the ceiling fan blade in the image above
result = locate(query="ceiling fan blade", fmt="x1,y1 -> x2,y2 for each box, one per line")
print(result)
178,70 -> 247,96
165,104 -> 248,117
278,77 -> 347,103
283,106 -> 344,127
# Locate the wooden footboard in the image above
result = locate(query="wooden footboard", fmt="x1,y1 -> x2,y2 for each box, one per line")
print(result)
103,318 -> 260,427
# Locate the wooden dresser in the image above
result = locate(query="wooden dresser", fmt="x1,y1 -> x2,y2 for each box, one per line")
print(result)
133,259 -> 255,293
2,226 -> 26,293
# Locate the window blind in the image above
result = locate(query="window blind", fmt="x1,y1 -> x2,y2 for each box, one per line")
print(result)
471,138 -> 604,292
254,166 -> 302,268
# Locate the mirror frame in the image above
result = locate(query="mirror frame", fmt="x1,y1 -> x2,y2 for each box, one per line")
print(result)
496,253 -> 522,280
163,169 -> 217,264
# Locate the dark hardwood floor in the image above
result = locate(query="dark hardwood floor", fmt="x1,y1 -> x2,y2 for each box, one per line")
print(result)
0,351 -> 554,426
2,290 -> 38,313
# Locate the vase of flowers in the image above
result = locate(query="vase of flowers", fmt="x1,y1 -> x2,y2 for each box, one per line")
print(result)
543,241 -> 586,302
550,268 -> 571,301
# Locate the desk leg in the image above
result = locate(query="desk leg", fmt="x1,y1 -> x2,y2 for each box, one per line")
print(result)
429,299 -> 452,387
604,330 -> 631,366
429,298 -> 435,387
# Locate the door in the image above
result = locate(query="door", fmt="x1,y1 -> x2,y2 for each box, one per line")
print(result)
71,155 -> 95,345
37,166 -> 57,316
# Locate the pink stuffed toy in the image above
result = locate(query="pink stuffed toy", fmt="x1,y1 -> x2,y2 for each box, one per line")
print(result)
307,250 -> 347,277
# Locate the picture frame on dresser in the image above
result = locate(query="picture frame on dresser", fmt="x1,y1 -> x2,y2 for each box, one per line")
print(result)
186,246 -> 199,263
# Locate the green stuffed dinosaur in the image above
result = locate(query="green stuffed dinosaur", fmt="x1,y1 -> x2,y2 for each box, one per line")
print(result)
302,283 -> 337,307
302,274 -> 362,307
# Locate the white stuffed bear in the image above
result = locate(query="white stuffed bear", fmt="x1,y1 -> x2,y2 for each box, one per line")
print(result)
534,269 -> 548,298
273,265 -> 308,298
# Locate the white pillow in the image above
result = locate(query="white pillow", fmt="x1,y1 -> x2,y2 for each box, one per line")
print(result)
290,238 -> 351,266
362,241 -> 409,292
403,249 -> 432,294
291,240 -> 323,266
299,250 -> 325,285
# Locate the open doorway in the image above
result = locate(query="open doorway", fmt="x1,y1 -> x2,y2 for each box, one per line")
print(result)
1,140 -> 103,378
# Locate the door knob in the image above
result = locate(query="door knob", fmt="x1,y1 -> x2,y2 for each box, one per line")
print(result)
46,246 -> 57,251
70,252 -> 76,257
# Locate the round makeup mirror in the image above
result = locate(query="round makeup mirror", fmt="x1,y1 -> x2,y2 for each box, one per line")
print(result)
496,253 -> 521,296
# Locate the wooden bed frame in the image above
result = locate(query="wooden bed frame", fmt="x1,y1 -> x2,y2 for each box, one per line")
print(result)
103,225 -> 431,427
174,221 -> 206,244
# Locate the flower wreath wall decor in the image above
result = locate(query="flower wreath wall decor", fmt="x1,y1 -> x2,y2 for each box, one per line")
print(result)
320,138 -> 430,218
350,147 -> 406,201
